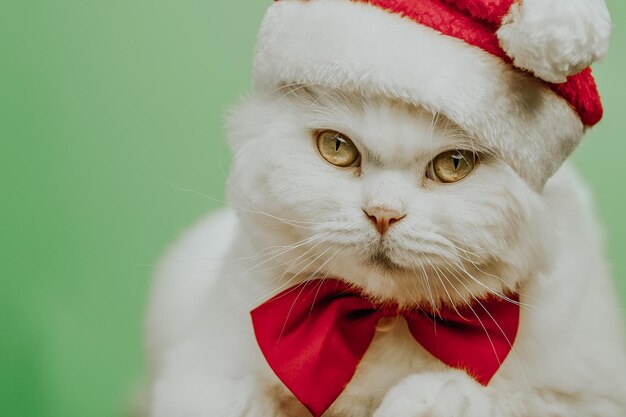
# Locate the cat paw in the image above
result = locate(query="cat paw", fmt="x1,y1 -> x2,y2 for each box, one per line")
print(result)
373,371 -> 494,417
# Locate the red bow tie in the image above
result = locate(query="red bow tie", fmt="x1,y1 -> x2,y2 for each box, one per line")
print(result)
251,279 -> 520,417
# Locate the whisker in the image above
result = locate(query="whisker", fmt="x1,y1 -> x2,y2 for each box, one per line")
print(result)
400,265 -> 422,308
442,260 -> 530,389
446,236 -> 490,253
422,256 -> 469,320
276,245 -> 340,339
412,254 -> 439,313
163,177 -> 322,229
239,233 -> 331,277
439,264 -> 503,371
442,260 -> 538,316
237,237 -> 335,310
307,246 -> 348,315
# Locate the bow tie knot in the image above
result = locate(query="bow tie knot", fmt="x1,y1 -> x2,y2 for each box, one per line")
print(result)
251,279 -> 520,417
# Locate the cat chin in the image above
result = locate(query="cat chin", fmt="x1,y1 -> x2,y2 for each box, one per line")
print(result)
369,278 -> 514,310
318,271 -> 514,310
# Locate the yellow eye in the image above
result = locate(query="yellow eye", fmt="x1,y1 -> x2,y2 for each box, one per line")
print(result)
429,150 -> 477,183
316,130 -> 360,168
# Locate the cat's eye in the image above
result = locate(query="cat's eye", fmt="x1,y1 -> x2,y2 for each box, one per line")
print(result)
316,130 -> 360,168
428,150 -> 477,183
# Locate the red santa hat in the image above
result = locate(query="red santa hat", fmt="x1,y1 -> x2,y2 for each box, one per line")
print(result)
252,0 -> 611,188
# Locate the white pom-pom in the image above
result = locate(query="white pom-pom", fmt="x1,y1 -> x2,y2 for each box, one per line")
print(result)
497,0 -> 611,83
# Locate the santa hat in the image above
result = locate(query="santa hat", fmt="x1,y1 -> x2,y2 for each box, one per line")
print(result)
252,0 -> 612,188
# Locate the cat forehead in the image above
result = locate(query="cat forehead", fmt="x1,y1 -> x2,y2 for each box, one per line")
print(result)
287,87 -> 480,163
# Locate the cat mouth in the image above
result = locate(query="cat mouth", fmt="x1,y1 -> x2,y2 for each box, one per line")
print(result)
367,245 -> 447,273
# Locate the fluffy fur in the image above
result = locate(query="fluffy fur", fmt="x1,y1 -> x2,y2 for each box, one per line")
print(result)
445,0 -> 516,24
146,88 -> 626,417
497,0 -> 612,83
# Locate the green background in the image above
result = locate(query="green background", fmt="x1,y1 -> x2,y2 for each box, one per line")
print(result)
1,1 -> 624,416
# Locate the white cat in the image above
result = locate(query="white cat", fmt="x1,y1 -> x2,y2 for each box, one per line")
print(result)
146,87 -> 626,417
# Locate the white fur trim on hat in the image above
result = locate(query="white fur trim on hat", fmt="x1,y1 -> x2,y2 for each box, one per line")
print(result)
253,0 -> 585,189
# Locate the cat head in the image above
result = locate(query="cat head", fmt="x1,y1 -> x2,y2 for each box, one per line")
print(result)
226,86 -> 550,308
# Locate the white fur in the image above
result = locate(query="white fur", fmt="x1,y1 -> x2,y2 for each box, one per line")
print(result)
373,371 -> 493,417
146,89 -> 626,417
498,0 -> 612,83
253,0 -> 586,189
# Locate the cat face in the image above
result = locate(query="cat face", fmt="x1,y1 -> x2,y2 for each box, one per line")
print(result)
227,87 -> 549,308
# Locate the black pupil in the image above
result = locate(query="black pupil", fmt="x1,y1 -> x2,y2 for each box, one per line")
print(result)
335,137 -> 343,152
452,154 -> 462,170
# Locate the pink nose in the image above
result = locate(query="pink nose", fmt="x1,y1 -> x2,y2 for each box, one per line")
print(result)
364,207 -> 406,235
